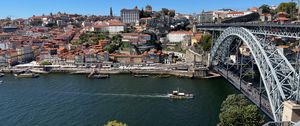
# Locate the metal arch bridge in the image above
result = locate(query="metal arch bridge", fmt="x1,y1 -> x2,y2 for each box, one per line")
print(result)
204,26 -> 300,122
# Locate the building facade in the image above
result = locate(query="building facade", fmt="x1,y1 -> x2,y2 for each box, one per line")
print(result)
16,45 -> 34,63
93,20 -> 125,34
167,31 -> 192,43
121,7 -> 140,24
198,12 -> 214,23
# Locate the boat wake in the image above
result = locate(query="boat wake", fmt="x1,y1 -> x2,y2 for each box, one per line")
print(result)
56,91 -> 169,98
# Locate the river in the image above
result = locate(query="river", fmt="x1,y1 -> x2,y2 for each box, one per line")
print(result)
0,74 -> 238,126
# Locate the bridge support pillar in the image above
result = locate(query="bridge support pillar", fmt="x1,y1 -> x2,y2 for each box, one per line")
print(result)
282,100 -> 300,122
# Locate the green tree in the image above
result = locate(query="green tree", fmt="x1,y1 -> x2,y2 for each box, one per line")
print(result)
259,4 -> 271,14
104,44 -> 118,53
169,10 -> 176,17
40,61 -> 52,66
218,94 -> 265,126
98,33 -> 108,40
111,34 -> 123,46
40,36 -> 49,39
104,120 -> 128,126
75,32 -> 109,45
143,12 -> 152,17
140,8 -> 145,18
200,34 -> 212,51
276,2 -> 297,15
161,8 -> 169,15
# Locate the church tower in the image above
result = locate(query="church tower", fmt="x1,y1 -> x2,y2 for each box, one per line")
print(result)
110,7 -> 113,17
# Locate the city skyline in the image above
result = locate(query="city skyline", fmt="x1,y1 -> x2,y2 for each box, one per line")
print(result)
1,0 -> 288,19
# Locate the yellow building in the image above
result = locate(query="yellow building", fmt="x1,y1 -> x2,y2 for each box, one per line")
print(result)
191,33 -> 202,46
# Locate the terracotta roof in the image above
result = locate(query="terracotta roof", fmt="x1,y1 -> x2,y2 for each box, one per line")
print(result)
214,12 -> 225,15
169,31 -> 192,35
94,24 -> 109,28
108,20 -> 125,26
228,11 -> 244,15
249,7 -> 259,12
94,20 -> 125,28
123,33 -> 150,37
273,17 -> 290,22
31,16 -> 47,20
110,53 -> 142,57
277,45 -> 289,49
292,47 -> 299,53
261,13 -> 271,16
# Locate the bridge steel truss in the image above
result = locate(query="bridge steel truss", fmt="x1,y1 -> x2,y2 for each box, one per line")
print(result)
198,23 -> 300,39
210,27 -> 300,121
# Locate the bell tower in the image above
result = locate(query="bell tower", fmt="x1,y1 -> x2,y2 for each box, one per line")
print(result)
110,7 -> 113,17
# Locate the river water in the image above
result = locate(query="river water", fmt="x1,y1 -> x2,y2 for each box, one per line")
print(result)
0,74 -> 238,126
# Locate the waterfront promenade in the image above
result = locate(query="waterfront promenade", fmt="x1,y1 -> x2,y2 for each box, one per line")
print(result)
0,63 -> 212,78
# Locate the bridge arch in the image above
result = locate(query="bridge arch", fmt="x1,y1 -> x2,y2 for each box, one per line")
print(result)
210,27 -> 299,121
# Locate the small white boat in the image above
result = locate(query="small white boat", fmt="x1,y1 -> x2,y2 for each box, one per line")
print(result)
88,74 -> 110,79
168,89 -> 194,99
0,73 -> 4,77
14,70 -> 39,78
31,69 -> 49,74
133,74 -> 149,78
88,70 -> 110,79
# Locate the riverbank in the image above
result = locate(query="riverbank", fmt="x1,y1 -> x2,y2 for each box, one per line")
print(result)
0,67 -> 220,79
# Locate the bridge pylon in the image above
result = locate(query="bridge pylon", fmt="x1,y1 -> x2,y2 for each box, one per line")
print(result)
282,101 -> 300,122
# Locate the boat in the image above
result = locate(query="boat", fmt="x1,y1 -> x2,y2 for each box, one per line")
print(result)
157,75 -> 170,78
0,73 -> 4,77
14,70 -> 39,78
88,69 -> 110,79
168,89 -> 194,99
88,74 -> 110,79
31,69 -> 49,74
133,74 -> 149,78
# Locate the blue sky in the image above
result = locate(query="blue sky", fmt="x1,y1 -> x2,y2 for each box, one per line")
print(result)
1,0 -> 289,19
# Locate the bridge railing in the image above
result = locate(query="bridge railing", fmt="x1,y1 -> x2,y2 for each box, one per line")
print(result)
198,22 -> 300,38
263,121 -> 295,126
197,22 -> 300,28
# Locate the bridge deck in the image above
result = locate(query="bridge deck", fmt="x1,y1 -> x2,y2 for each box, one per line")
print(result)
215,67 -> 274,120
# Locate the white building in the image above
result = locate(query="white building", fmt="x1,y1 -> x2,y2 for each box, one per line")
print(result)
122,33 -> 151,45
0,40 -> 14,50
82,21 -> 92,27
56,20 -> 65,27
93,20 -> 125,34
260,14 -> 272,22
122,33 -> 151,41
167,31 -> 192,43
227,11 -> 245,18
211,9 -> 234,20
198,12 -> 214,23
